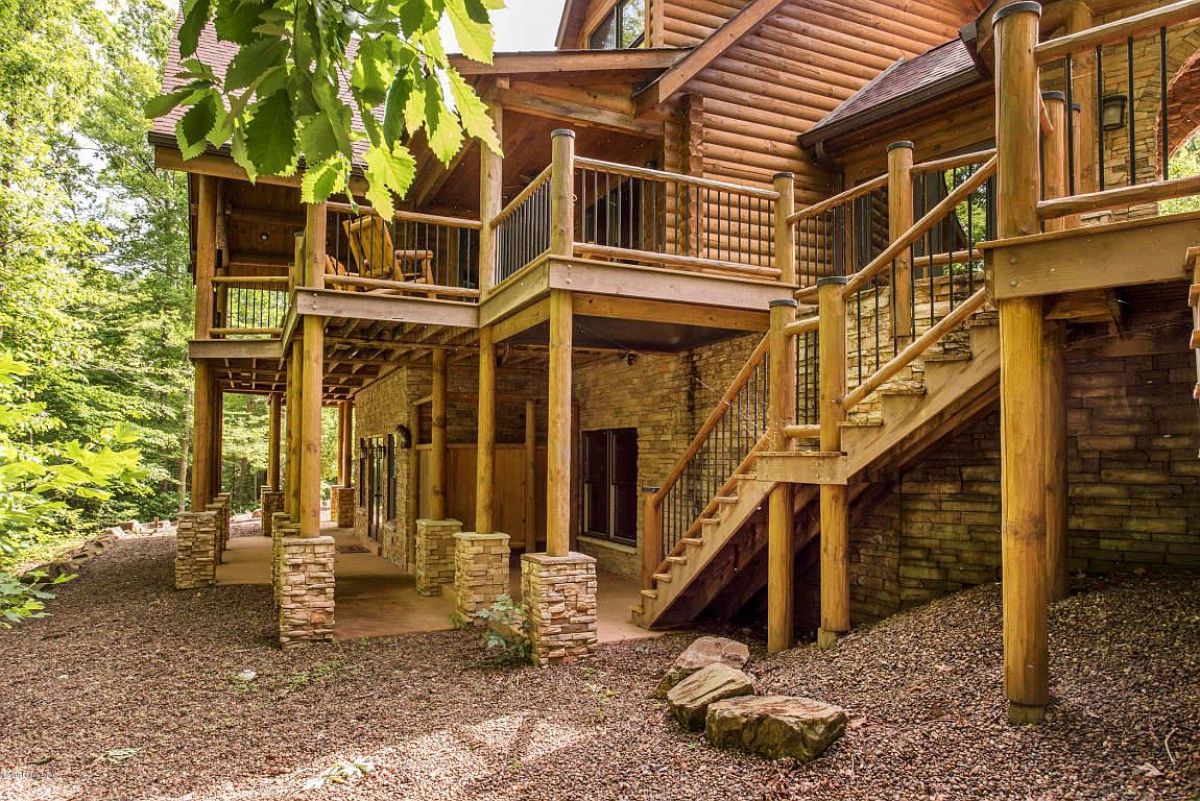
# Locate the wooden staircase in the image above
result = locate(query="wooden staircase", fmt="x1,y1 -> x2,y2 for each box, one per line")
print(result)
631,305 -> 1001,630
1189,247 -> 1200,403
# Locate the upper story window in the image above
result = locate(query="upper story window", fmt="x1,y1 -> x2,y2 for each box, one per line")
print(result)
588,0 -> 644,50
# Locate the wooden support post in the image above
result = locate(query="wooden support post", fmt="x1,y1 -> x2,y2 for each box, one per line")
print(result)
524,399 -> 536,549
478,102 -> 504,293
212,388 -> 224,497
642,487 -> 662,590
190,361 -> 214,510
550,129 -> 575,258
194,175 -> 217,339
546,289 -> 573,557
299,316 -> 324,537
430,349 -> 448,520
476,326 -> 496,534
285,341 -> 302,518
341,400 -> 353,488
1067,1 -> 1098,195
1041,93 -> 1068,234
304,202 -> 327,290
888,142 -> 915,340
817,276 -> 849,649
1044,323 -> 1069,603
767,299 -> 797,653
336,402 -> 347,487
773,172 -> 795,285
268,392 -> 282,491
995,0 -> 1049,725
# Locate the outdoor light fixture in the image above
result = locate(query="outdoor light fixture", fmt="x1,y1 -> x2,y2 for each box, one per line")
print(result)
1101,95 -> 1127,132
259,231 -> 270,241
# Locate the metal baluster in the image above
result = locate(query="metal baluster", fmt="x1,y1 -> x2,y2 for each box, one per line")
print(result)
1161,28 -> 1169,182
1065,54 -> 1076,196
1127,36 -> 1137,186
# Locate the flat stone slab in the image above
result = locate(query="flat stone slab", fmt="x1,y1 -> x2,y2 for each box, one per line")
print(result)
705,695 -> 848,762
655,636 -> 750,698
667,662 -> 755,731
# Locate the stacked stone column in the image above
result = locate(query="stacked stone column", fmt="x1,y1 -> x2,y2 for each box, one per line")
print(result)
330,486 -> 355,528
453,531 -> 510,625
174,511 -> 218,589
520,552 -> 598,665
271,513 -> 297,604
278,535 -> 335,647
415,518 -> 461,595
261,489 -> 285,538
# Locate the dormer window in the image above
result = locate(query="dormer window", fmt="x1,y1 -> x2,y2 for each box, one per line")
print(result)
588,0 -> 644,49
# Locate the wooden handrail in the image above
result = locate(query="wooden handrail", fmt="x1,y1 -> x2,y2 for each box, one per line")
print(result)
325,201 -> 481,230
841,288 -> 988,412
572,242 -> 782,280
841,156 -> 997,296
783,315 -> 819,337
491,165 -> 552,227
911,148 -> 996,176
575,156 -> 780,201
789,174 -> 889,223
651,334 -> 770,506
1037,173 -> 1200,220
324,274 -> 481,298
1035,0 -> 1200,65
211,275 -> 290,286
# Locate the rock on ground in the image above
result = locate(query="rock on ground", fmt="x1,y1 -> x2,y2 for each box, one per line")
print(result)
666,662 -> 755,731
654,635 -> 750,698
706,695 -> 848,762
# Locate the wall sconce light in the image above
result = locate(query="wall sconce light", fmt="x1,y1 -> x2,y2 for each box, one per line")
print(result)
259,231 -> 270,241
1101,95 -> 1127,132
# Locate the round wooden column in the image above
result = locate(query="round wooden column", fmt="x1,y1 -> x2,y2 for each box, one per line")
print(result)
476,326 -> 497,534
267,392 -> 282,491
766,299 -> 797,654
430,349 -> 448,521
545,290 -> 573,557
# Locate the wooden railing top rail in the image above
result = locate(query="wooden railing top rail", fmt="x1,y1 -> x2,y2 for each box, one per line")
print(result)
841,288 -> 988,412
1038,173 -> 1200,220
783,314 -> 819,338
841,155 -> 997,296
789,173 -> 888,223
1035,0 -> 1200,64
575,156 -> 781,201
212,275 -> 290,285
651,334 -> 770,507
573,242 -> 781,280
491,164 -> 552,228
325,201 -> 481,230
323,274 -> 481,298
910,148 -> 996,176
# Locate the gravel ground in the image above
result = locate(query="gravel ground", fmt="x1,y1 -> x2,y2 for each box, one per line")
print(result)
0,535 -> 1196,801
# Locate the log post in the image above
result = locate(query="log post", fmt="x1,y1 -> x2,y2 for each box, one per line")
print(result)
212,390 -> 223,495
194,175 -> 217,340
190,361 -> 214,510
340,400 -> 354,488
431,348 -> 448,521
1044,323 -> 1069,603
550,129 -> 575,258
524,399 -> 536,549
335,402 -> 347,487
478,102 -> 504,293
817,276 -> 849,649
1066,1 -> 1097,195
476,326 -> 496,534
268,391 -> 282,491
546,289 -> 573,557
1041,93 -> 1068,234
888,141 -> 915,341
642,488 -> 662,591
773,172 -> 795,285
299,203 -> 326,537
767,298 -> 797,653
285,341 -> 302,518
995,0 -> 1049,725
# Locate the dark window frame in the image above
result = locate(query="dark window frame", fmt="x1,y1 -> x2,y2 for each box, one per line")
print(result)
581,427 -> 639,546
588,0 -> 644,50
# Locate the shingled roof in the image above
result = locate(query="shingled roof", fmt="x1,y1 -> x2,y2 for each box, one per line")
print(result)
799,37 -> 986,148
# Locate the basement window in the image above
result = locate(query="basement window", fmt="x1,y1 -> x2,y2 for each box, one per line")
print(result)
582,428 -> 639,545
588,0 -> 644,49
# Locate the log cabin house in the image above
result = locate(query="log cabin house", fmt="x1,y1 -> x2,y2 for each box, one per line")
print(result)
157,0 -> 1200,724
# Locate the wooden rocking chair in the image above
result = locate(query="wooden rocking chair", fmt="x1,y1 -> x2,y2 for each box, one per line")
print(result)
342,215 -> 436,295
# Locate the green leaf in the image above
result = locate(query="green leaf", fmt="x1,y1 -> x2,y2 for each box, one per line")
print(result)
298,114 -> 341,165
301,155 -> 348,203
179,0 -> 212,57
382,72 -> 413,147
214,0 -> 270,44
244,90 -> 297,175
363,141 -> 416,218
351,36 -> 398,107
447,70 -> 501,155
231,126 -> 258,182
445,0 -> 495,64
176,94 -> 218,159
224,38 -> 286,91
145,89 -> 195,120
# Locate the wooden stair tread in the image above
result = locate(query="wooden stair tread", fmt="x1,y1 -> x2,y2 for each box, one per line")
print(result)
639,589 -> 657,600
1189,283 -> 1200,307
653,572 -> 672,583
839,419 -> 883,429
735,473 -> 759,481
714,495 -> 738,504
1191,329 -> 1200,350
666,556 -> 687,565
681,537 -> 702,547
922,351 -> 972,363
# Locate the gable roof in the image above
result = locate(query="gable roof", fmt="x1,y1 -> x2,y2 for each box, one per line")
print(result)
798,37 -> 987,148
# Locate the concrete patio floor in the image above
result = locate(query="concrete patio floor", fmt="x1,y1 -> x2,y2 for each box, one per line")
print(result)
217,517 -> 656,644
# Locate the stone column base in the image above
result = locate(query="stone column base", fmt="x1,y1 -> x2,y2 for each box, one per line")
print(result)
175,511 -> 218,589
261,490 -> 285,537
271,513 -> 296,605
331,486 -> 355,528
278,535 -> 336,648
453,532 -> 511,625
521,552 -> 598,666
415,519 -> 461,596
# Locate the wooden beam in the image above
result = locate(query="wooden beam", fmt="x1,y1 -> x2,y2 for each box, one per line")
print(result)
190,361 -> 214,509
299,315 -> 325,537
450,48 -> 685,76
496,85 -> 661,137
1044,322 -> 1069,603
285,340 -> 302,518
572,293 -> 769,332
194,175 -> 218,339
155,146 -> 368,194
545,289 -> 572,557
476,326 -> 497,534
188,338 -> 283,360
293,289 -> 480,328
995,2 -> 1049,726
547,258 -> 792,310
431,349 -> 448,520
493,298 -> 552,342
267,392 -> 282,491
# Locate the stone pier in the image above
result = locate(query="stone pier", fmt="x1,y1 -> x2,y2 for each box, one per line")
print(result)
520,552 -> 598,666
415,518 -> 461,596
453,531 -> 511,625
330,485 -> 355,528
261,489 -> 285,537
278,535 -> 336,647
174,510 -> 218,589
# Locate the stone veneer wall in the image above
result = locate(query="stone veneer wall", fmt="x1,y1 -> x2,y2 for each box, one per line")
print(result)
261,490 -> 284,538
278,535 -> 335,647
453,531 -> 511,624
330,486 -> 355,528
842,346 -> 1200,625
521,552 -> 597,665
415,518 -> 461,595
174,510 -> 218,589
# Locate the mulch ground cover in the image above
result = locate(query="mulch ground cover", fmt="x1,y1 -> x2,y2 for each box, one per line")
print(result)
0,534 -> 1196,801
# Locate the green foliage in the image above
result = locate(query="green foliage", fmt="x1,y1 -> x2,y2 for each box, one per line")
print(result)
149,0 -> 505,217
1160,133 -> 1200,216
476,594 -> 532,664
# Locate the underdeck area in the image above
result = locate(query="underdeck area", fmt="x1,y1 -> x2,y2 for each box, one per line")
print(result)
217,512 -> 654,643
